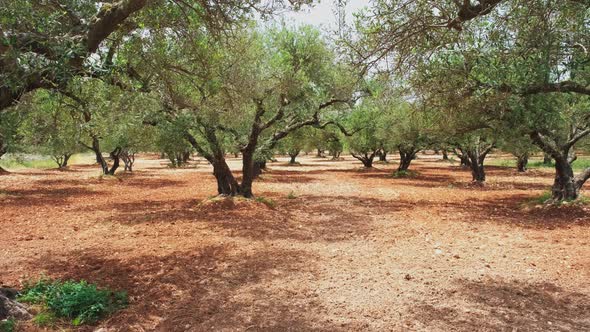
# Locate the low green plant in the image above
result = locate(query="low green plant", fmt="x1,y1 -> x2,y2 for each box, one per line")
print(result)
528,191 -> 553,205
255,196 -> 276,208
0,319 -> 16,332
286,191 -> 297,199
19,278 -> 128,326
32,312 -> 57,327
392,170 -> 418,178
525,191 -> 590,206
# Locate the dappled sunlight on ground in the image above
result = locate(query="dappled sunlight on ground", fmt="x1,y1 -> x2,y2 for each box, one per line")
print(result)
1,154 -> 589,331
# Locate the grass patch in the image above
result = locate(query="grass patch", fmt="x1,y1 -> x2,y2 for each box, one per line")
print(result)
32,312 -> 57,328
392,170 -> 419,178
489,157 -> 590,171
524,191 -> 590,207
0,153 -> 90,170
286,191 -> 297,199
19,278 -> 128,326
0,319 -> 16,332
255,196 -> 276,208
527,191 -> 553,205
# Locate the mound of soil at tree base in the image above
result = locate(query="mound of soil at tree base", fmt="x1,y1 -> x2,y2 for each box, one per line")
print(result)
197,196 -> 274,212
0,288 -> 30,321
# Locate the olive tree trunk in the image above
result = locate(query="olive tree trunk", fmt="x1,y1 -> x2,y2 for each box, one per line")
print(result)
531,131 -> 590,201
397,146 -> 418,172
351,151 -> 376,168
516,153 -> 528,172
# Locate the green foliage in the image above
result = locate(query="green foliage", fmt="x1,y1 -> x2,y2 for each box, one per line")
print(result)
19,278 -> 128,326
255,196 -> 276,208
0,319 -> 16,332
32,312 -> 57,327
286,191 -> 297,199
345,101 -> 380,156
17,90 -> 81,165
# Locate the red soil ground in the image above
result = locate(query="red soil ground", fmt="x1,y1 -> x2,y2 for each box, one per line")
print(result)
1,154 -> 589,331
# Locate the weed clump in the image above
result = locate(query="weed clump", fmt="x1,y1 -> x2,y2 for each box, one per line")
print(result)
19,278 -> 127,326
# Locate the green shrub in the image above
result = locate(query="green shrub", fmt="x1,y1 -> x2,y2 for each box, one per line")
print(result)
286,191 -> 297,199
32,312 -> 57,327
0,319 -> 16,332
255,196 -> 276,208
19,279 -> 128,326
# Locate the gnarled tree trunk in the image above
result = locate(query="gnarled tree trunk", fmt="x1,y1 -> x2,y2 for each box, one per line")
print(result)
552,158 -> 578,200
464,143 -> 494,184
212,158 -> 240,196
530,131 -> 590,201
351,151 -> 376,168
121,150 -> 135,172
397,146 -> 418,172
289,151 -> 299,164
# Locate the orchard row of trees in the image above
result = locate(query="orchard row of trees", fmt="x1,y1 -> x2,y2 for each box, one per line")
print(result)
1,0 -> 589,202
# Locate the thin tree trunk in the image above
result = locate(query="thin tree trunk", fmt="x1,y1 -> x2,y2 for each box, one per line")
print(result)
516,153 -> 528,172
316,149 -> 325,157
90,136 -> 109,175
107,147 -> 122,175
289,151 -> 299,164
442,150 -> 449,160
379,150 -> 388,162
61,154 -> 72,168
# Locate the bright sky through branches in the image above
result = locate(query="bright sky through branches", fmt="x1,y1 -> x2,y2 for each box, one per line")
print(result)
276,0 -> 368,31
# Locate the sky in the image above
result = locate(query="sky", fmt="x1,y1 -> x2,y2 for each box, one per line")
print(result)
273,0 -> 369,32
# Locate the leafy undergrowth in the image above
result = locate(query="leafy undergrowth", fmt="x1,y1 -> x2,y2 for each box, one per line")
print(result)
18,278 -> 128,327
0,319 -> 16,332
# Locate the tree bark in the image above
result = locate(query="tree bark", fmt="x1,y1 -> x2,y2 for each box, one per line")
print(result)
182,151 -> 191,163
442,150 -> 449,160
552,158 -> 578,201
121,150 -> 135,171
56,153 -> 72,169
516,153 -> 528,172
289,151 -> 299,164
351,152 -> 376,168
379,150 -> 388,162
530,131 -> 589,201
465,144 -> 493,184
89,137 -> 110,175
212,158 -> 240,196
316,148 -> 324,157
107,147 -> 122,175
397,147 -> 418,172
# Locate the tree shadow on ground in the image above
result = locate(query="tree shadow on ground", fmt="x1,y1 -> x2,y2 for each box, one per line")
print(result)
31,245 -> 345,331
0,186 -> 98,208
409,278 -> 590,332
403,194 -> 589,229
100,194 -> 409,243
257,170 -> 317,183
